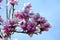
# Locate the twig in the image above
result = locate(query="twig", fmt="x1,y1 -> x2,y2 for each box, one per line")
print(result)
6,0 -> 8,19
13,30 -> 38,35
9,6 -> 12,19
12,5 -> 14,18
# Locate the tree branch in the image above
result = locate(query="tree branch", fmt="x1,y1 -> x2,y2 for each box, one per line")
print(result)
6,0 -> 8,19
12,5 -> 15,18
13,30 -> 38,35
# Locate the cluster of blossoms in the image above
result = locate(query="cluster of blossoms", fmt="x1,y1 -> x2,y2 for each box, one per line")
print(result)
0,0 -> 51,40
13,2 -> 50,36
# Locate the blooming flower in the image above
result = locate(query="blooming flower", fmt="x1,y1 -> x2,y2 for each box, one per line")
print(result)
14,11 -> 24,20
3,25 -> 12,32
33,13 -> 40,21
32,13 -> 50,33
24,2 -> 31,9
9,0 -> 18,5
21,21 -> 36,36
0,1 -> 51,38
13,3 -> 34,22
40,22 -> 50,31
14,10 -> 34,22
3,19 -> 18,36
6,19 -> 18,28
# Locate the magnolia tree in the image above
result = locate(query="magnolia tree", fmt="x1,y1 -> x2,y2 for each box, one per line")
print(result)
0,0 -> 51,40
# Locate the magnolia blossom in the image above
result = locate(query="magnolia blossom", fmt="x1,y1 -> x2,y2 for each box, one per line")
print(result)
24,2 -> 31,9
14,3 -> 34,22
3,19 -> 18,37
9,0 -> 18,5
14,11 -> 24,20
14,10 -> 34,22
21,21 -> 36,36
0,0 -> 2,3
40,22 -> 50,31
33,14 -> 50,32
0,1 -> 51,39
13,3 -> 51,36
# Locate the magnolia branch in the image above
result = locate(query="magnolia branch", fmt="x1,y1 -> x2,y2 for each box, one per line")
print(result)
6,0 -> 8,19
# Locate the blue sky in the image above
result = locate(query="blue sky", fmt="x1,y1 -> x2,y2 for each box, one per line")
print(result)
0,0 -> 60,40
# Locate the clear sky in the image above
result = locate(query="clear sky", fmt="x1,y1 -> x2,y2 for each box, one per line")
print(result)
0,0 -> 60,40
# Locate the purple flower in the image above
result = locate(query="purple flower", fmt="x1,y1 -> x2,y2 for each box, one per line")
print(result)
14,11 -> 24,20
13,3 -> 34,22
40,22 -> 50,32
9,0 -> 18,5
7,19 -> 17,25
24,2 -> 31,9
14,10 -> 34,22
3,25 -> 11,33
40,17 -> 47,24
43,23 -> 50,31
0,0 -> 2,3
33,13 -> 40,21
3,19 -> 18,36
33,13 -> 47,25
6,19 -> 18,28
32,13 -> 50,33
21,21 -> 36,34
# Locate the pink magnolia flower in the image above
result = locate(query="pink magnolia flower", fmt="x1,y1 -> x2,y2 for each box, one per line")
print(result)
14,11 -> 24,20
3,19 -> 18,36
21,21 -> 36,35
40,22 -> 50,31
24,2 -> 31,9
0,0 -> 2,3
33,13 -> 47,25
14,10 -> 34,22
23,2 -> 31,14
33,13 -> 40,21
3,25 -> 11,33
9,0 -> 18,5
33,13 -> 50,33
7,19 -> 18,27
